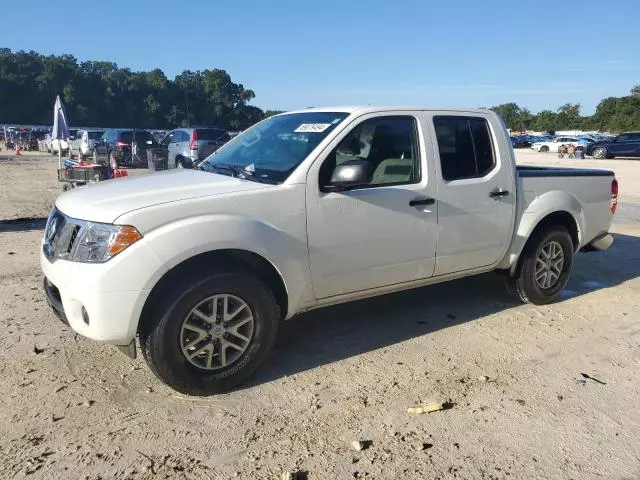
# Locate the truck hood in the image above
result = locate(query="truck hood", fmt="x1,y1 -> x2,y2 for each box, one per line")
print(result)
56,170 -> 270,224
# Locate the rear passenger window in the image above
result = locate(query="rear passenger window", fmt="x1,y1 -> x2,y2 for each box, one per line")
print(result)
434,116 -> 496,181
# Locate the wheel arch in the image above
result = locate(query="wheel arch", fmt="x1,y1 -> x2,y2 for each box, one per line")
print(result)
138,249 -> 289,336
509,209 -> 580,276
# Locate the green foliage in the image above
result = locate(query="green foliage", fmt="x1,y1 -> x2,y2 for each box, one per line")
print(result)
492,94 -> 640,133
0,48 -> 265,129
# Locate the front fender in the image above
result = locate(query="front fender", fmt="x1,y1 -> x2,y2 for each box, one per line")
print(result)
500,190 -> 584,271
137,214 -> 313,318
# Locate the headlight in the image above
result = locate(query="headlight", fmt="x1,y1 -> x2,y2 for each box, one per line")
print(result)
71,222 -> 142,263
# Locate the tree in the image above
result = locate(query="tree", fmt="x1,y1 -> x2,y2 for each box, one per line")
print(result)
490,103 -> 522,130
631,85 -> 640,96
555,103 -> 582,130
0,48 -> 264,130
532,110 -> 557,133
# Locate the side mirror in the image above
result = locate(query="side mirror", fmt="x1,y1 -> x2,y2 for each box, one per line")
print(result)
325,160 -> 372,192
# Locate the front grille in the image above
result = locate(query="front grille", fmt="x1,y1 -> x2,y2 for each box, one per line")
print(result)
43,208 -> 86,261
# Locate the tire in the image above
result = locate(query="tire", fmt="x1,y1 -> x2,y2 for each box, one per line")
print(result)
139,272 -> 280,396
507,227 -> 574,305
540,146 -> 549,153
592,147 -> 606,159
176,156 -> 184,169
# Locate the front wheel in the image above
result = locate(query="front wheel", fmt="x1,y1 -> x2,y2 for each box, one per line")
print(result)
592,147 -> 606,159
140,272 -> 280,395
507,227 -> 574,305
540,145 -> 549,153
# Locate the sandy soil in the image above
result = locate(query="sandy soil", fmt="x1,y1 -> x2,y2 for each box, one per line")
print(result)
0,150 -> 639,479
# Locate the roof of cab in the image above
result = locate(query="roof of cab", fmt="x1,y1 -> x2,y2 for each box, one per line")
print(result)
283,105 -> 493,116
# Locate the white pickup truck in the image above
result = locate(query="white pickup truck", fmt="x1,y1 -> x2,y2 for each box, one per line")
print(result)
41,106 -> 618,395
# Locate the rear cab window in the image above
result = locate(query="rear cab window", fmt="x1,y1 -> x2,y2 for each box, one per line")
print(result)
433,116 -> 496,181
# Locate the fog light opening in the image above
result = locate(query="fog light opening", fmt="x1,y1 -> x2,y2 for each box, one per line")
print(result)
81,306 -> 90,325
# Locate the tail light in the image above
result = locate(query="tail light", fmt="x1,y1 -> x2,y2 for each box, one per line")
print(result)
115,141 -> 129,148
610,179 -> 618,214
190,130 -> 198,151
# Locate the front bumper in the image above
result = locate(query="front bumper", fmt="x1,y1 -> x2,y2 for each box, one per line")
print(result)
43,277 -> 69,325
40,239 -> 162,345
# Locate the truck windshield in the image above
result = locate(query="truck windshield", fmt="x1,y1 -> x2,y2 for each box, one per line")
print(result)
199,112 -> 349,183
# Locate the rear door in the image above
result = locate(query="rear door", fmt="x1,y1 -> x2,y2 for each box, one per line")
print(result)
427,113 -> 516,275
168,131 -> 185,166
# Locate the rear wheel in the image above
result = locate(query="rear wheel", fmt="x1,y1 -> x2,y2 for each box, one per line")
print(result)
507,227 -> 574,305
592,147 -> 606,159
139,272 -> 280,396
540,145 -> 549,153
176,156 -> 184,169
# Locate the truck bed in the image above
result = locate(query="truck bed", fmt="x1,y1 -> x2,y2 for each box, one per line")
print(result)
515,165 -> 615,250
516,165 -> 614,177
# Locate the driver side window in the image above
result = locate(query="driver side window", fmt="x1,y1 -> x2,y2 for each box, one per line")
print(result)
319,116 -> 421,189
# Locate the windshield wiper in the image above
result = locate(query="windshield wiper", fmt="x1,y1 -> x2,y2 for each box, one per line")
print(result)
205,164 -> 277,184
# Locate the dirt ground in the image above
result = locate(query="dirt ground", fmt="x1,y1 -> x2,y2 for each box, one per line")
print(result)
0,150 -> 639,479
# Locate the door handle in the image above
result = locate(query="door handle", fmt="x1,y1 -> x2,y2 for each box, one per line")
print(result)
489,188 -> 509,198
409,197 -> 435,206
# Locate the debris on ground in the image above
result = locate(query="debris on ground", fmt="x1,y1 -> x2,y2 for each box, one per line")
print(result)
281,471 -> 307,480
32,345 -> 44,355
351,440 -> 372,451
580,373 -> 607,385
407,401 -> 452,415
414,442 -> 434,451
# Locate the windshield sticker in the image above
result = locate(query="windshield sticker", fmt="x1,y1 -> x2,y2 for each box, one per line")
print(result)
294,123 -> 332,133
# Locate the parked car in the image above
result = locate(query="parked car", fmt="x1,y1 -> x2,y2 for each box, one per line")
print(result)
92,129 -> 158,168
158,127 -> 231,169
531,136 -> 580,153
42,106 -> 617,395
79,129 -> 105,156
586,131 -> 640,159
50,138 -> 69,154
511,136 -> 532,148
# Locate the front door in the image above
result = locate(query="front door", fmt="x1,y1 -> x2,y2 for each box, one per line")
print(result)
608,133 -> 640,156
427,113 -> 515,275
306,114 -> 437,299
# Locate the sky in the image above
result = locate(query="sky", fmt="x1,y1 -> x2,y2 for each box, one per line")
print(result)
2,0 -> 639,115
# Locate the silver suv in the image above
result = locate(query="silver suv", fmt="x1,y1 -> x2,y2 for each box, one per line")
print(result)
159,127 -> 231,168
